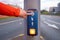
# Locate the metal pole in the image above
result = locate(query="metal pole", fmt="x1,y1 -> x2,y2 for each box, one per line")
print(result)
24,0 -> 40,40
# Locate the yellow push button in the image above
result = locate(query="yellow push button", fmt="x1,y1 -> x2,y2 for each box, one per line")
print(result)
29,28 -> 36,35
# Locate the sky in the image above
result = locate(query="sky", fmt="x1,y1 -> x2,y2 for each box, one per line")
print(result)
0,0 -> 60,11
0,0 -> 24,8
41,0 -> 60,11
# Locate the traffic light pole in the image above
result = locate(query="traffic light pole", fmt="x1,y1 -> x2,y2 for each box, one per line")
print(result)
24,0 -> 40,40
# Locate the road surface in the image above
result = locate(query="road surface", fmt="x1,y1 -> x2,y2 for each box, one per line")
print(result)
0,15 -> 60,40
0,17 -> 26,40
40,15 -> 60,40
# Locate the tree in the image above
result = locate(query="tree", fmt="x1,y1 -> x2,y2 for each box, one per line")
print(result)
41,10 -> 49,15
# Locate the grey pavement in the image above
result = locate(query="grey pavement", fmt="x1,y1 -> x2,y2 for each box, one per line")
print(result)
0,15 -> 60,40
0,17 -> 25,40
40,15 -> 60,40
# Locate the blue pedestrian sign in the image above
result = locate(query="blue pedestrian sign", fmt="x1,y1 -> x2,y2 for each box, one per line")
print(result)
27,9 -> 38,36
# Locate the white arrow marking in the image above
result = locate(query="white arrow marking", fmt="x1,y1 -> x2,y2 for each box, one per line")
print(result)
44,21 -> 59,29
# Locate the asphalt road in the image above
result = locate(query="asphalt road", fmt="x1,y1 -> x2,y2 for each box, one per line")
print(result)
0,17 -> 26,40
40,15 -> 60,40
0,17 -> 40,40
0,15 -> 60,40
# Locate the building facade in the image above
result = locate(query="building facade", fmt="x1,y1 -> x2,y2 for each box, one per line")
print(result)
49,3 -> 60,14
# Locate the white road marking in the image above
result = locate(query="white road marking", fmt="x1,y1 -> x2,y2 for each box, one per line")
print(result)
47,20 -> 60,25
0,19 -> 23,25
17,34 -> 24,37
44,21 -> 59,29
40,36 -> 45,40
42,18 -> 60,25
9,34 -> 24,40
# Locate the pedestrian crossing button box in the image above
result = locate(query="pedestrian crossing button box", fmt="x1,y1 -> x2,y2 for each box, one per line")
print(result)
27,9 -> 38,36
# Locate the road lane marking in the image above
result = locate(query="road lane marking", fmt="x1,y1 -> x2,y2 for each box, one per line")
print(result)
47,20 -> 60,25
9,34 -> 24,40
12,34 -> 24,38
0,19 -> 23,25
42,18 -> 60,25
14,34 -> 24,38
44,21 -> 59,29
18,34 -> 24,36
40,36 -> 45,40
